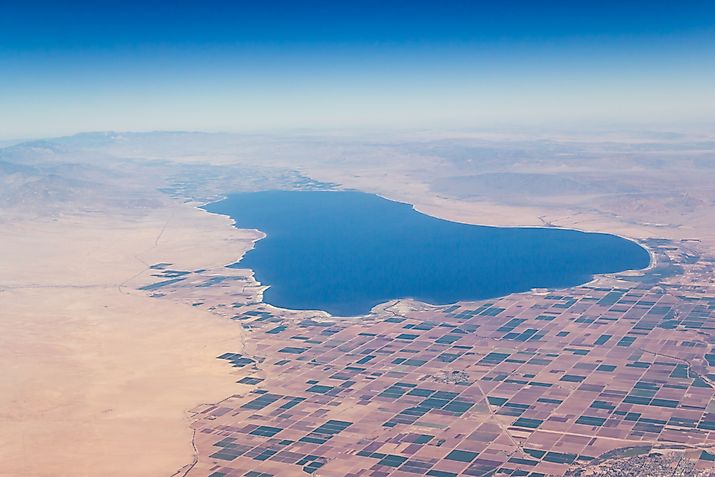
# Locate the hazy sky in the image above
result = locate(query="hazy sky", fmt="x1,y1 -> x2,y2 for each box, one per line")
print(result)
2,1 -> 715,138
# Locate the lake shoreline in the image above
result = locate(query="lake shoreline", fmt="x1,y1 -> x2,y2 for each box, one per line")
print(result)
199,189 -> 651,317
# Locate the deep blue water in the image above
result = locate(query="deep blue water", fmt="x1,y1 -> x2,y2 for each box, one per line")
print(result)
203,191 -> 650,316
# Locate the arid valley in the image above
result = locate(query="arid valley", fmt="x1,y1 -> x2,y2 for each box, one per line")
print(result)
1,131 -> 713,476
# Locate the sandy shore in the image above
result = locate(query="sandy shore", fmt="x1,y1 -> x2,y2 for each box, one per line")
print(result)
0,202 -> 248,477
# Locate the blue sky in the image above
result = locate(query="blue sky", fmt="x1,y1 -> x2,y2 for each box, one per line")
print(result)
2,1 -> 714,137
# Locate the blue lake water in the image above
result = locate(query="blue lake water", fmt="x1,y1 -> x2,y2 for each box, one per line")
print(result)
203,191 -> 650,316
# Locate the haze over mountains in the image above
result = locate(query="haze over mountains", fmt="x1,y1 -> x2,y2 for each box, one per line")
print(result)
2,130 -> 713,246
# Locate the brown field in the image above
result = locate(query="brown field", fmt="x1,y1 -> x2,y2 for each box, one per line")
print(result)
154,236 -> 714,477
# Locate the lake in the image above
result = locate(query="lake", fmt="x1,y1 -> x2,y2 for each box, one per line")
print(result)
203,191 -> 650,316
